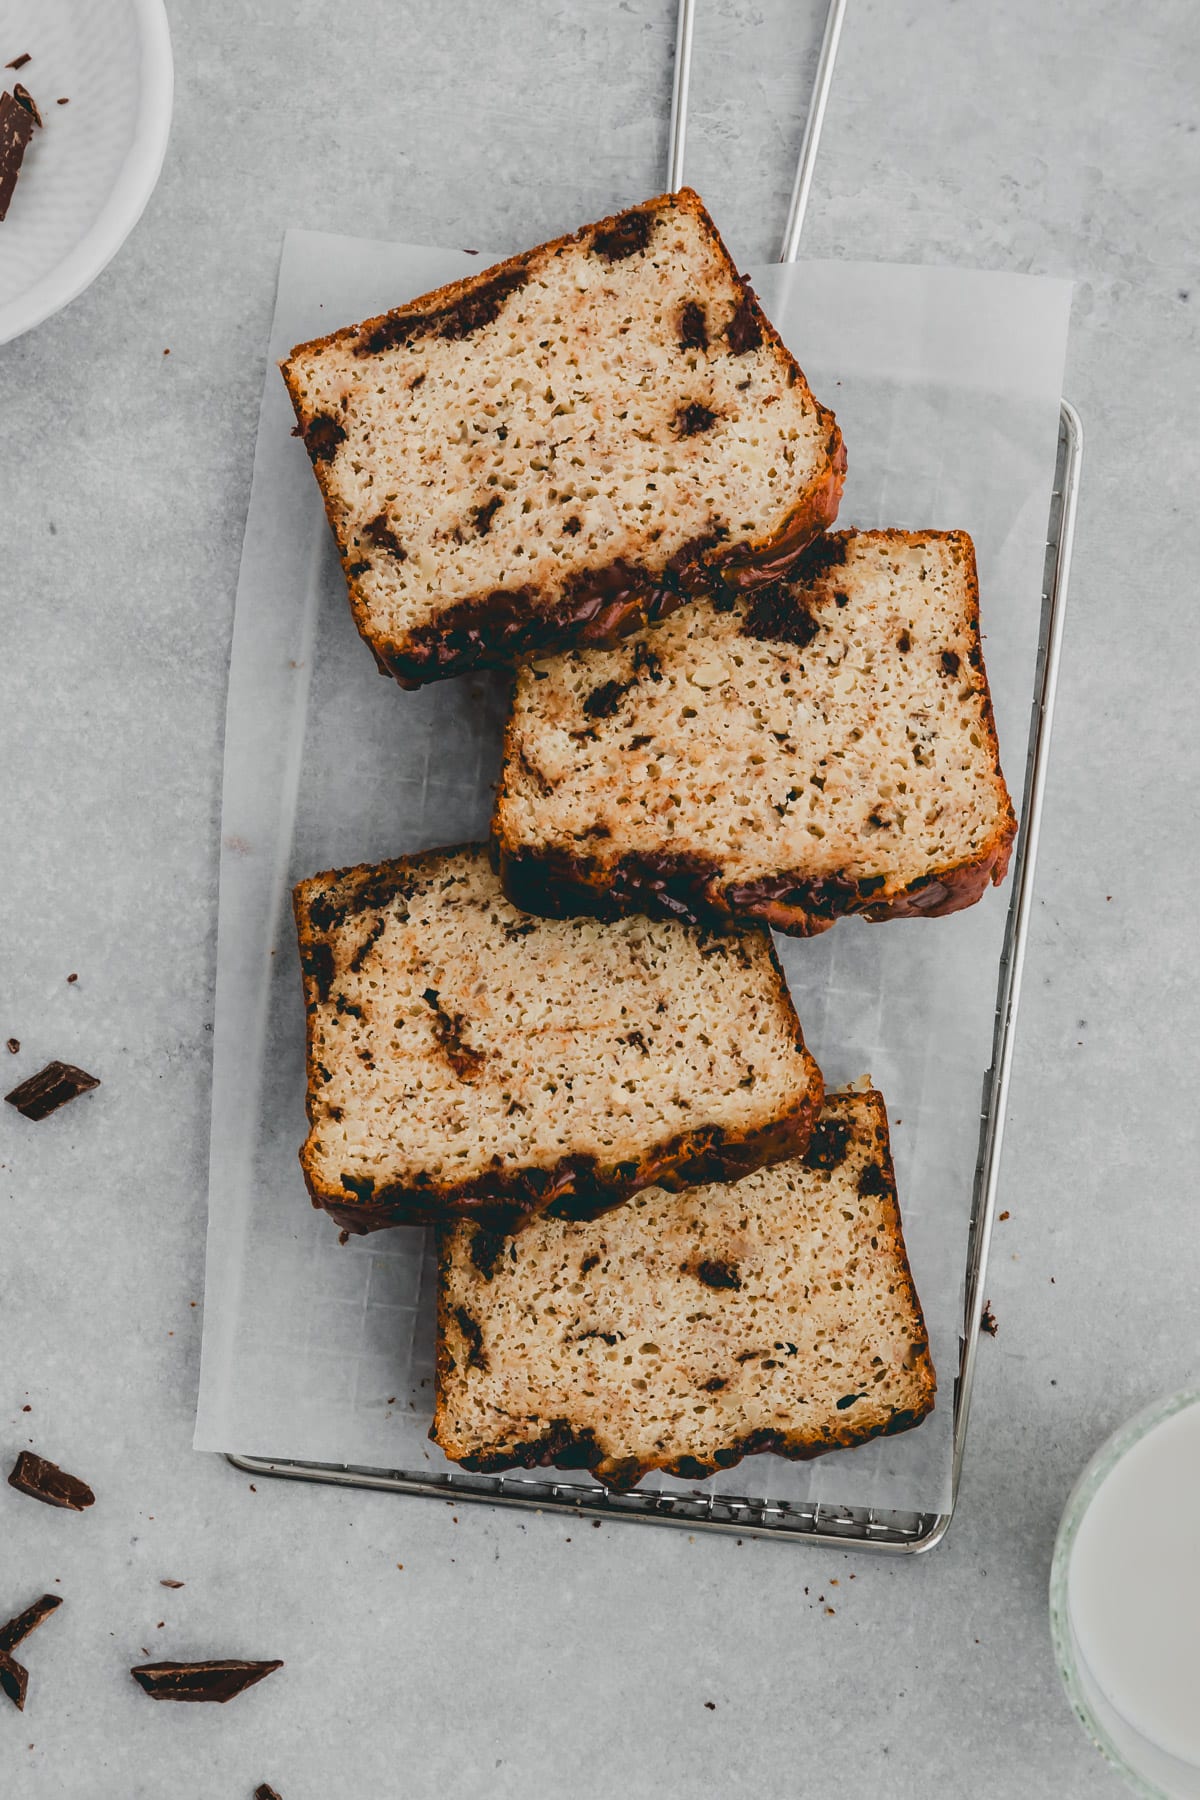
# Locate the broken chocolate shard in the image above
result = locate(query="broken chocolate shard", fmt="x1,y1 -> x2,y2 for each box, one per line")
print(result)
5,1038 -> 18,1053
159,1579 -> 185,1589
4,53 -> 31,71
0,1649 -> 28,1711
13,83 -> 41,127
255,1787 -> 284,1800
130,1659 -> 283,1703
0,1593 -> 63,1655
5,1060 -> 100,1120
0,88 -> 36,222
8,1450 -> 96,1511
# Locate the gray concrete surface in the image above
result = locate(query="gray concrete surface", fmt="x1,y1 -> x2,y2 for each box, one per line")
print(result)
2,2 -> 1196,1795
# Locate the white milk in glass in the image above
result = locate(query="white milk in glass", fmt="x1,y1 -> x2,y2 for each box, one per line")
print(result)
1063,1395 -> 1200,1796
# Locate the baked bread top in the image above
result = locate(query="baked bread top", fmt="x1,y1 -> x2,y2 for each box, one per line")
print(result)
282,190 -> 844,687
433,1088 -> 936,1490
494,529 -> 1016,935
293,844 -> 823,1234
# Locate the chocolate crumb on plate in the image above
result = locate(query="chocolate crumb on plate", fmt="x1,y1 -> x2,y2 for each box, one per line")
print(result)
6,1038 -> 18,1053
8,1451 -> 96,1511
4,53 -> 32,70
0,88 -> 38,222
159,1579 -> 184,1589
980,1301 -> 998,1337
0,1594 -> 63,1655
56,97 -> 69,105
0,1649 -> 29,1711
130,1660 -> 283,1703
255,1786 -> 283,1800
5,1061 -> 100,1121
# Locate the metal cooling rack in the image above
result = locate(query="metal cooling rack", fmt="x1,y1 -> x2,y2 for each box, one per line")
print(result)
228,0 -> 1083,1552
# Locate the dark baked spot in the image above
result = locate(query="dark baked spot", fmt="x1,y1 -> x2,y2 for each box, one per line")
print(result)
702,1376 -> 727,1392
562,516 -> 582,535
422,988 -> 485,1081
362,513 -> 407,560
696,1259 -> 742,1291
580,1252 -> 600,1274
857,1162 -> 889,1199
621,1029 -> 649,1054
300,942 -> 334,1002
592,210 -> 653,262
833,590 -> 849,608
583,679 -> 628,720
725,291 -> 762,355
468,1227 -> 508,1281
632,640 -> 663,682
348,916 -> 385,974
678,300 -> 708,351
941,649 -> 961,676
346,560 -> 370,577
835,1393 -> 868,1410
673,402 -> 717,437
339,1173 -> 376,1205
897,631 -> 911,653
454,1308 -> 488,1372
472,494 -> 503,536
334,994 -> 364,1021
304,414 -> 346,464
803,1119 -> 851,1171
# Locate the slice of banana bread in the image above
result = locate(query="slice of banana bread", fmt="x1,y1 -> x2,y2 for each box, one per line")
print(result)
433,1088 -> 935,1490
293,845 -> 822,1235
495,529 -> 1016,936
281,189 -> 844,688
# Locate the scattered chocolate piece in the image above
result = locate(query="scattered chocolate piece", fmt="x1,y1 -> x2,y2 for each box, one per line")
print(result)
12,83 -> 41,128
980,1301 -> 998,1337
255,1786 -> 283,1800
703,1700 -> 716,1711
130,1659 -> 283,1703
0,88 -> 37,222
66,973 -> 77,984
8,1451 -> 96,1511
5,1060 -> 100,1121
0,1594 -> 63,1655
56,97 -> 69,106
0,1649 -> 28,1711
159,1579 -> 184,1589
6,1038 -> 18,1054
5,54 -> 32,71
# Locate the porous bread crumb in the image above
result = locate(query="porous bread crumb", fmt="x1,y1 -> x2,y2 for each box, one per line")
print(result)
433,1090 -> 935,1489
494,530 -> 1016,933
294,845 -> 822,1231
281,190 -> 843,684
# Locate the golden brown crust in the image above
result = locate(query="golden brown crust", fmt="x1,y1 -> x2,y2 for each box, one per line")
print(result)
293,844 -> 824,1236
281,190 -> 844,687
430,1091 -> 935,1489
493,527 -> 1017,936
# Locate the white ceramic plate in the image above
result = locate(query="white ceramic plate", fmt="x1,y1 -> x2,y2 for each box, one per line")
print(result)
0,0 -> 172,345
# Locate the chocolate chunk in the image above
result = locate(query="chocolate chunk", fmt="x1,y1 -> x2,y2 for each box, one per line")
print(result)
159,1580 -> 185,1589
592,210 -> 653,262
696,1259 -> 742,1291
5,1060 -> 100,1121
421,989 -> 485,1081
361,512 -> 406,560
742,585 -> 819,648
678,300 -> 708,351
0,88 -> 37,223
130,1659 -> 283,1703
5,1038 -> 17,1053
673,402 -> 717,437
0,1649 -> 28,1711
940,649 -> 961,676
303,414 -> 346,464
472,493 -> 503,536
582,679 -> 628,720
453,1307 -> 488,1372
980,1302 -> 998,1337
13,83 -> 41,127
803,1119 -> 851,1171
255,1787 -> 284,1800
725,291 -> 762,355
4,53 -> 31,70
856,1162 -> 889,1199
8,1451 -> 95,1511
0,1593 -> 63,1655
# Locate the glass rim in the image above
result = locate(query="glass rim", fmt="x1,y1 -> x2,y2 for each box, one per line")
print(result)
1049,1385 -> 1200,1799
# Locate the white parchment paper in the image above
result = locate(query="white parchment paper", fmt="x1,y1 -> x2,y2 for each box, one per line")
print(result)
195,229 -> 1070,1515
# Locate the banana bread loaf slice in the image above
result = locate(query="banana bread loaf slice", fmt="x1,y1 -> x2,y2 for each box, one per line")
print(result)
294,845 -> 822,1235
495,529 -> 1016,935
433,1088 -> 935,1490
281,189 -> 844,687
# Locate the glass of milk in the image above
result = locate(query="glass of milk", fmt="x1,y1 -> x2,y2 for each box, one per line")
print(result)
1050,1388 -> 1200,1798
